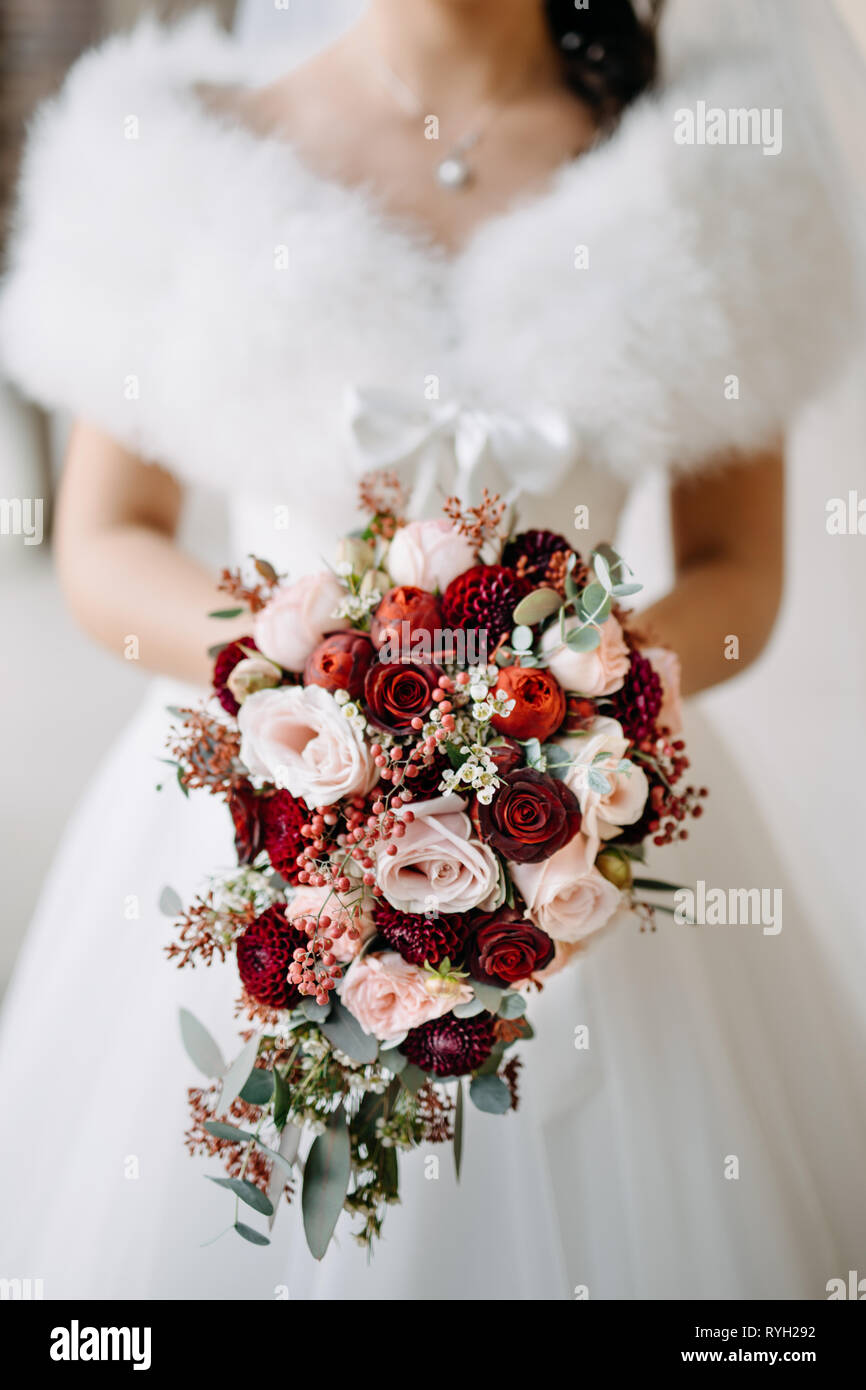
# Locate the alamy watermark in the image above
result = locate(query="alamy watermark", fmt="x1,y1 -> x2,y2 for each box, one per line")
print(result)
0,497 -> 43,545
674,880 -> 782,935
674,102 -> 783,157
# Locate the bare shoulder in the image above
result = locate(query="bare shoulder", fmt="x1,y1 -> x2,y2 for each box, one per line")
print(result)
194,40 -> 353,143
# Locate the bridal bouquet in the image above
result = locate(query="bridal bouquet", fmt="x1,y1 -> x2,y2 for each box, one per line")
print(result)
162,480 -> 702,1256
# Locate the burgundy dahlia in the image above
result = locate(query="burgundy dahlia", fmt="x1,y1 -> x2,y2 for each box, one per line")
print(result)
441,564 -> 531,650
261,790 -> 308,884
373,902 -> 469,967
502,529 -> 575,584
609,649 -> 664,742
466,907 -> 555,987
212,636 -> 258,715
402,1011 -> 497,1077
475,766 -> 581,864
236,905 -> 307,1009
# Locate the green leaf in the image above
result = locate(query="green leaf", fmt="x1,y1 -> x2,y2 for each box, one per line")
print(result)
511,624 -> 534,652
158,885 -> 183,917
631,877 -> 686,893
587,767 -> 613,796
176,765 -> 190,799
302,1108 -> 351,1260
498,993 -> 526,1019
454,1079 -> 465,1181
579,583 -> 612,624
541,743 -> 574,779
380,1145 -> 399,1199
566,625 -> 601,654
319,998 -> 379,1065
203,1120 -> 256,1143
469,1073 -> 512,1115
512,588 -> 563,626
206,1176 -> 274,1216
593,551 -> 612,590
239,1068 -> 274,1106
208,607 -> 245,619
444,740 -> 470,772
272,1066 -> 292,1131
471,980 -> 503,1013
218,1034 -> 260,1116
179,1008 -> 225,1078
234,1221 -> 270,1247
522,736 -> 544,769
612,582 -> 643,598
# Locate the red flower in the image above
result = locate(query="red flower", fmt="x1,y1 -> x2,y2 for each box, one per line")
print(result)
212,636 -> 257,716
237,906 -> 306,1009
304,630 -> 374,699
363,660 -> 441,733
261,790 -> 308,884
491,666 -> 566,742
227,783 -> 264,865
402,1011 -> 497,1077
370,586 -> 443,654
466,907 -> 554,986
441,564 -> 531,650
476,767 -> 581,863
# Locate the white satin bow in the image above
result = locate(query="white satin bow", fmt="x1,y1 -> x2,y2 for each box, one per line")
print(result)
344,385 -> 576,515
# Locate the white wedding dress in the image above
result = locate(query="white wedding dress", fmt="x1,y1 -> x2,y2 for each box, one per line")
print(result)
0,13 -> 864,1301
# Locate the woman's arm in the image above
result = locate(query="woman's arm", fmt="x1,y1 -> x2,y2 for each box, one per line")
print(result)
636,447 -> 784,696
55,420 -> 249,685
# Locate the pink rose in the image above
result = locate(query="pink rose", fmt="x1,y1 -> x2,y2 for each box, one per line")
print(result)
253,571 -> 350,672
540,613 -> 630,696
376,795 -> 502,915
287,886 -> 375,964
558,716 -> 649,841
238,685 -> 377,805
643,646 -> 684,735
340,951 -> 472,1041
387,520 -> 476,592
510,833 -> 622,943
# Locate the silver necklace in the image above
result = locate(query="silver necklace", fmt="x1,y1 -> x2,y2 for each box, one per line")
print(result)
367,49 -> 506,191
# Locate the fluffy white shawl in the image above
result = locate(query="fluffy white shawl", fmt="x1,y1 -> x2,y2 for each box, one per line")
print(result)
0,13 -> 855,495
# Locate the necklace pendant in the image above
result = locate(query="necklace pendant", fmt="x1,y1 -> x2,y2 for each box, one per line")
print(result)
436,155 -> 471,191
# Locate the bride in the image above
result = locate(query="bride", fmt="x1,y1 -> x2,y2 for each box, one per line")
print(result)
0,0 -> 864,1300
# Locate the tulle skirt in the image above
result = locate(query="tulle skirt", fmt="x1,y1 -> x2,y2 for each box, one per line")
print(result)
1,680 -> 863,1300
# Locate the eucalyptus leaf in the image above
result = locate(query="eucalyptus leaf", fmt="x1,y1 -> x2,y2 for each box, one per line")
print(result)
179,1008 -> 225,1078
158,885 -> 183,918
469,1073 -> 512,1115
471,980 -> 503,1013
234,1221 -> 270,1247
522,736 -> 543,768
218,1034 -> 260,1116
267,1123 -> 302,1228
587,768 -> 613,796
399,1063 -> 428,1095
319,998 -> 379,1064
498,993 -> 527,1020
206,1175 -> 274,1216
302,1108 -> 351,1260
203,1120 -> 256,1144
299,998 -> 332,1024
612,582 -> 643,598
593,552 -> 612,591
239,1068 -> 274,1106
566,625 -> 601,654
511,624 -> 534,651
512,588 -> 563,626
378,1046 -> 407,1073
454,1080 -> 465,1181
273,1067 -> 292,1131
541,743 -> 574,780
453,996 -> 486,1019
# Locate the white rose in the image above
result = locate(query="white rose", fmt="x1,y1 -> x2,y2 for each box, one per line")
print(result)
558,716 -> 649,840
387,519 -> 476,592
238,684 -> 378,804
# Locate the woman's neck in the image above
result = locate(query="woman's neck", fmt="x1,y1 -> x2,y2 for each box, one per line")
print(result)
359,0 -> 562,108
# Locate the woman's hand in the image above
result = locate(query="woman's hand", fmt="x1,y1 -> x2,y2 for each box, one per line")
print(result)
55,421 -> 250,685
636,447 -> 784,696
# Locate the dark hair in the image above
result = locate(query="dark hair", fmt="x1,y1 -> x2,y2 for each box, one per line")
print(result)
544,0 -> 664,118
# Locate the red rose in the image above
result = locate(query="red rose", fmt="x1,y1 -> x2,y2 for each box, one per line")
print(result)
466,907 -> 555,986
364,660 -> 441,733
476,767 -> 581,863
370,586 -> 443,654
227,782 -> 264,865
490,665 -> 566,742
486,738 -> 523,777
304,630 -> 374,699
